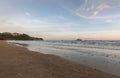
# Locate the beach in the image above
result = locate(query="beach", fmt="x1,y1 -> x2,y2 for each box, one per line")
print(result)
0,41 -> 119,78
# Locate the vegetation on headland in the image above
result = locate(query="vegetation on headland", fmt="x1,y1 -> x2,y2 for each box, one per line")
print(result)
0,32 -> 43,40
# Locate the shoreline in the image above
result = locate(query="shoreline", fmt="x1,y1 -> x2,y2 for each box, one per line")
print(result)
0,41 -> 119,78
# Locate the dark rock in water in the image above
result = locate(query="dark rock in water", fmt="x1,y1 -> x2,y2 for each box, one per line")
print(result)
76,39 -> 82,41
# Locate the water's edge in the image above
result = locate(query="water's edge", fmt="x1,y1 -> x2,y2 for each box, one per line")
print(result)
8,40 -> 120,76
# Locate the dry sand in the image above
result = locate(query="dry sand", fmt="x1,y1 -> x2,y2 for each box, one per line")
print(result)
0,41 -> 119,78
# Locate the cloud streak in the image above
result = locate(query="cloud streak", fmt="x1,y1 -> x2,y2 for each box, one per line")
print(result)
92,4 -> 110,16
73,0 -> 120,19
0,20 -> 23,33
25,12 -> 31,16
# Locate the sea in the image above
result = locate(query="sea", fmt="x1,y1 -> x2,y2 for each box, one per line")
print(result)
8,40 -> 120,76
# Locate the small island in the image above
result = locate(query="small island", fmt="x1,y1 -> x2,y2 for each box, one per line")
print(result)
0,32 -> 43,40
76,38 -> 82,41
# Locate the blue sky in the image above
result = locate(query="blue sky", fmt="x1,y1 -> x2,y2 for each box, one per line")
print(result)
0,0 -> 120,40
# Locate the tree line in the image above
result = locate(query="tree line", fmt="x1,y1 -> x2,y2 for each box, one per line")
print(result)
0,32 -> 43,40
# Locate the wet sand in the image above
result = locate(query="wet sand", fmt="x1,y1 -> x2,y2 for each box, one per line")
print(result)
0,41 -> 119,78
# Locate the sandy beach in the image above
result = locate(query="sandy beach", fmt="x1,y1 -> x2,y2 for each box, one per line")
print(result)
0,41 -> 119,78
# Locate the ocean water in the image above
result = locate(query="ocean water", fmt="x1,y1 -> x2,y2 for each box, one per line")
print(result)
8,40 -> 120,76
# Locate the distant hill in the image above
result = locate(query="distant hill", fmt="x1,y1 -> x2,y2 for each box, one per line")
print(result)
0,32 -> 43,40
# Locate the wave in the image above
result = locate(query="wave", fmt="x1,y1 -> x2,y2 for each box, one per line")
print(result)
7,40 -> 120,76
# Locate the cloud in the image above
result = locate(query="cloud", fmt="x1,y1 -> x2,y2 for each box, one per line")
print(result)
35,30 -> 120,40
57,16 -> 66,20
25,12 -> 31,16
92,4 -> 110,16
0,20 -> 23,33
73,0 -> 120,19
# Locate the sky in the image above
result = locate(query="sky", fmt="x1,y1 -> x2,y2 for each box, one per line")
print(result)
0,0 -> 120,40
